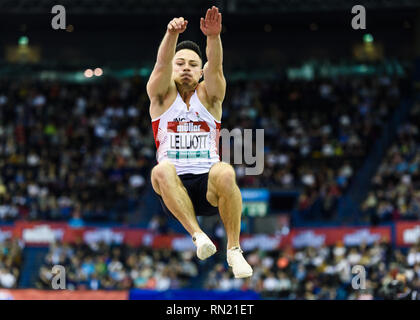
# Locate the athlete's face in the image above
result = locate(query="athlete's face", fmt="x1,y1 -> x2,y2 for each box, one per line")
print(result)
173,49 -> 203,88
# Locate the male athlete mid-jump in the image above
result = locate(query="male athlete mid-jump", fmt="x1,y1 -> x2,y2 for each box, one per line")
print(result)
147,6 -> 252,278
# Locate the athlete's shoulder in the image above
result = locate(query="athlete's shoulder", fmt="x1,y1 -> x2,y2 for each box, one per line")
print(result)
196,83 -> 222,121
196,81 -> 223,104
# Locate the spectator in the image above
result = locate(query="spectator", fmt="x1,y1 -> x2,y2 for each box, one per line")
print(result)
0,239 -> 23,289
204,240 -> 420,300
36,240 -> 200,290
362,100 -> 420,224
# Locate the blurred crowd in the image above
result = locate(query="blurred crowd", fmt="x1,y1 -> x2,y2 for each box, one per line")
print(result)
37,240 -> 199,290
204,240 -> 420,300
261,76 -> 400,221
361,100 -> 420,224
0,74 -> 404,224
0,77 -> 154,223
0,239 -> 24,289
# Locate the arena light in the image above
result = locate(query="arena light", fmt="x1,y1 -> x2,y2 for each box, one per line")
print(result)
363,33 -> 374,43
84,69 -> 93,78
140,67 -> 150,76
18,36 -> 28,46
94,68 -> 103,76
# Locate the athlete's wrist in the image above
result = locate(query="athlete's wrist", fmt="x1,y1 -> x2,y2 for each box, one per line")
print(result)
206,34 -> 220,39
166,29 -> 180,37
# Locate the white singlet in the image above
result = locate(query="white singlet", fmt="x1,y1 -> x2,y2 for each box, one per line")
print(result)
151,90 -> 221,175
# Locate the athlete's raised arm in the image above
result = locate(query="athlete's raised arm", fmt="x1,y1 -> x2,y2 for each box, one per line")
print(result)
146,17 -> 188,104
200,6 -> 226,105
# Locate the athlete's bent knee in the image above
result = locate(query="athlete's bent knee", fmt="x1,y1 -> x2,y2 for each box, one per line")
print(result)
151,161 -> 177,193
211,163 -> 237,193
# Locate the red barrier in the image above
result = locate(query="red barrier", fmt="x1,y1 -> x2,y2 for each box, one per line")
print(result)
395,221 -> 420,247
6,222 -> 196,250
0,222 -> 402,251
0,289 -> 128,300
13,221 -> 69,244
286,226 -> 391,248
240,226 -> 392,251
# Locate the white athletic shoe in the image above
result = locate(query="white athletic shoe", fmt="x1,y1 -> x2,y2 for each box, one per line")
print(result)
192,232 -> 217,260
227,246 -> 253,278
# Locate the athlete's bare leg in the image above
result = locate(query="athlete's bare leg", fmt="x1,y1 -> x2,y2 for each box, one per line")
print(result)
151,161 -> 201,235
207,162 -> 241,249
151,160 -> 216,260
207,162 -> 253,278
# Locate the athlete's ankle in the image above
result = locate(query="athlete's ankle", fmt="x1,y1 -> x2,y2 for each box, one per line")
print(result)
192,231 -> 206,239
227,244 -> 241,251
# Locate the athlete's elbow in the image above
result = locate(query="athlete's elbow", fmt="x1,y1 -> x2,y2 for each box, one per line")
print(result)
146,84 -> 165,103
207,93 -> 224,106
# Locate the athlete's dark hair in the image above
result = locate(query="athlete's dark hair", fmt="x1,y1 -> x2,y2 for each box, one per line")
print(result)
175,40 -> 203,63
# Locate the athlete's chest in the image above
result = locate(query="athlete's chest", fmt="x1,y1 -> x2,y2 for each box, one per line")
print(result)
169,103 -> 205,122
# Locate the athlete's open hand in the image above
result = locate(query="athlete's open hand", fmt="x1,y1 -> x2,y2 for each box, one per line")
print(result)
200,6 -> 222,37
167,17 -> 188,35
